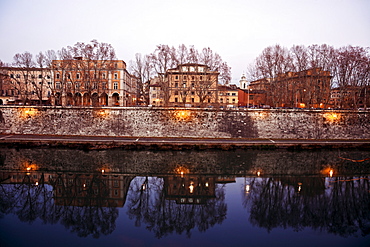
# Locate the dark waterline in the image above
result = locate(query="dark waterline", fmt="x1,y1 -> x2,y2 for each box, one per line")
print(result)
0,148 -> 369,247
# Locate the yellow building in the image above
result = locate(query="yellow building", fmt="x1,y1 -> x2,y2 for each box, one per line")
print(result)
218,84 -> 238,108
165,63 -> 219,107
51,58 -> 137,107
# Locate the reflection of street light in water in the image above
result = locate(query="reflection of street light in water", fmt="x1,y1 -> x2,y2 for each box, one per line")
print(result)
189,182 -> 194,193
298,183 -> 302,193
245,184 -> 250,193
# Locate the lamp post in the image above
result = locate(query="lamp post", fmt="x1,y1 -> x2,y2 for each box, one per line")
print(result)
247,88 -> 252,108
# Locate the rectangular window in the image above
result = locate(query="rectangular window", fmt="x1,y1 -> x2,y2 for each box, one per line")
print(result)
114,73 -> 118,79
56,73 -> 60,79
38,74 -> 42,79
76,73 -> 80,79
113,82 -> 118,90
175,97 -> 178,102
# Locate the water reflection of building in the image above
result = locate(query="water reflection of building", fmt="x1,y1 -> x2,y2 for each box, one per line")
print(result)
279,177 -> 326,195
164,175 -> 216,204
53,173 -> 134,207
0,171 -> 133,207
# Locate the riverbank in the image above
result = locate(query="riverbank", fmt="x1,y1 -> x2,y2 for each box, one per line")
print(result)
1,134 -> 369,150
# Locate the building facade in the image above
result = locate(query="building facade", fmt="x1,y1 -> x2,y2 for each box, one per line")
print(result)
0,67 -> 52,105
247,68 -> 332,108
51,58 -> 137,107
218,84 -> 238,107
158,63 -> 219,107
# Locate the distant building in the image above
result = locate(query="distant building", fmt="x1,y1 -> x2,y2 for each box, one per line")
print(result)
330,86 -> 370,109
218,84 -> 238,107
149,77 -> 164,106
0,67 -> 52,105
154,63 -> 219,107
239,74 -> 248,89
247,68 -> 332,108
238,77 -> 269,107
51,58 -> 137,107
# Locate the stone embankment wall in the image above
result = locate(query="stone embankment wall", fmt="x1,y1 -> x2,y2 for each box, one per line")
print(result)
0,106 -> 369,139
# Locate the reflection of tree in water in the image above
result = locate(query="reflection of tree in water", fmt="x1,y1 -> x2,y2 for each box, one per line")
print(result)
126,177 -> 227,238
0,173 -> 119,238
243,176 -> 370,237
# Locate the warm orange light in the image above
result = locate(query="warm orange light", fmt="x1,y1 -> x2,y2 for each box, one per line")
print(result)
35,182 -> 39,186
174,110 -> 192,121
101,169 -> 105,173
175,166 -> 190,176
257,171 -> 261,177
298,183 -> 302,192
21,108 -> 38,118
246,184 -> 250,193
189,182 -> 194,193
324,112 -> 340,122
329,170 -> 334,177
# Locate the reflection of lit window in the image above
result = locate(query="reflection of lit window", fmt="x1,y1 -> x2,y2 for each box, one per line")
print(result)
181,198 -> 186,203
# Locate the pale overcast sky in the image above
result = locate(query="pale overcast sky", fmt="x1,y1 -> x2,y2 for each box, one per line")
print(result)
0,0 -> 369,84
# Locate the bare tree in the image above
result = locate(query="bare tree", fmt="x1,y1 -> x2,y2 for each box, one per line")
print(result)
130,53 -> 152,105
143,44 -> 231,106
11,52 -> 38,104
334,46 -> 370,108
53,40 -> 117,106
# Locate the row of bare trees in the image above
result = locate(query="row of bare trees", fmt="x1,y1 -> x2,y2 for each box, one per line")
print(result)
247,44 -> 370,108
2,42 -> 230,106
130,44 -> 231,105
0,40 -> 117,105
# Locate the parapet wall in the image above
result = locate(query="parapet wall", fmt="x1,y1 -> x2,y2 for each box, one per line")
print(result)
0,106 -> 369,139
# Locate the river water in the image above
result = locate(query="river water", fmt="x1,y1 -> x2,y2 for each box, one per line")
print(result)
0,148 -> 369,247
